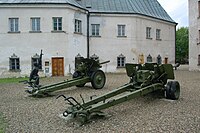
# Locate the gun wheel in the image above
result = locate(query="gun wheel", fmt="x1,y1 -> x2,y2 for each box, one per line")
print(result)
73,71 -> 86,87
166,81 -> 180,100
91,70 -> 106,89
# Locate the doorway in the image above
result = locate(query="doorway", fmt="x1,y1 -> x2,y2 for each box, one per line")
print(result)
52,57 -> 64,76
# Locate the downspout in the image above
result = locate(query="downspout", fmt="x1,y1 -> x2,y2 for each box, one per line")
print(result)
175,23 -> 177,63
87,12 -> 90,58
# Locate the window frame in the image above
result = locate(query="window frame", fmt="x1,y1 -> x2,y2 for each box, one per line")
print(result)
30,17 -> 41,32
8,18 -> 19,33
198,55 -> 200,65
31,53 -> 42,70
117,54 -> 126,68
91,24 -> 100,36
156,29 -> 161,40
117,24 -> 126,37
146,27 -> 152,39
52,17 -> 62,31
75,19 -> 82,34
9,54 -> 20,71
198,1 -> 200,17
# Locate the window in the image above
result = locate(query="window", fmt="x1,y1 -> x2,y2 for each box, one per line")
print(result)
117,54 -> 126,67
198,1 -> 200,17
91,24 -> 100,36
9,54 -> 20,71
31,18 -> 40,32
118,25 -> 126,37
53,17 -> 62,31
157,55 -> 162,64
75,19 -> 82,33
198,55 -> 200,65
31,53 -> 42,70
146,27 -> 151,39
90,54 -> 99,61
9,18 -> 19,32
147,54 -> 153,63
156,29 -> 161,40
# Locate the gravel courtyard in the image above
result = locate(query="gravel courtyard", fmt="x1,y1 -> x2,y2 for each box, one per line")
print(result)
0,67 -> 200,133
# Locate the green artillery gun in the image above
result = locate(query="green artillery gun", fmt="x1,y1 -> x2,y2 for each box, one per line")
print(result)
23,56 -> 109,96
57,63 -> 180,124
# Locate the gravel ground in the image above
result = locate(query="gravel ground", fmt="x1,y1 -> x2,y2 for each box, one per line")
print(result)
0,68 -> 200,133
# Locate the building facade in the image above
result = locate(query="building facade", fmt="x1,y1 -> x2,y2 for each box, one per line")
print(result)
188,0 -> 200,71
0,0 -> 177,78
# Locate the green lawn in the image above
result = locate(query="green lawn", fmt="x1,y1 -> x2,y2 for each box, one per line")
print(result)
0,113 -> 7,133
0,77 -> 29,84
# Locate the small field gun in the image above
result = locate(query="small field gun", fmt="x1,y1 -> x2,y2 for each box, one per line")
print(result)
57,63 -> 180,124
23,57 -> 109,97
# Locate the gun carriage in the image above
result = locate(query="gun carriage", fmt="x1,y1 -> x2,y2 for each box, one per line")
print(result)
22,54 -> 109,97
57,63 -> 180,124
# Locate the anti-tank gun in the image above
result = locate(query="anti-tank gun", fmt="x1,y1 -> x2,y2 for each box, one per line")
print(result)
23,56 -> 109,97
57,63 -> 180,124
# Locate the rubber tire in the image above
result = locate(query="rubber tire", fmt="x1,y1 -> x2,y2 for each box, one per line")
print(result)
166,81 -> 180,100
91,70 -> 106,89
72,71 -> 86,87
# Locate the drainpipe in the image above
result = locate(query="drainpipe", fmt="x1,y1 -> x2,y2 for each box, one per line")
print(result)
87,12 -> 90,58
175,24 -> 177,63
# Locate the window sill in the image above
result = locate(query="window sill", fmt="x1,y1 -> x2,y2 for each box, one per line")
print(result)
146,37 -> 152,40
156,39 -> 162,41
29,31 -> 42,33
9,69 -> 21,72
8,31 -> 20,34
90,35 -> 101,37
74,32 -> 82,35
117,66 -> 125,68
117,36 -> 127,38
51,30 -> 66,33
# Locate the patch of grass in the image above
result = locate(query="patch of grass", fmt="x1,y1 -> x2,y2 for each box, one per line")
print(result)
0,77 -> 29,83
0,113 -> 7,133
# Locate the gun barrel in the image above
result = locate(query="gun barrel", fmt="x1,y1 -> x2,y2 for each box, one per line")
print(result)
99,60 -> 110,65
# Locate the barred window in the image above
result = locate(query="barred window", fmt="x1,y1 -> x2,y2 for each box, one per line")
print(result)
157,55 -> 162,64
198,55 -> 200,65
90,54 -> 99,61
117,54 -> 126,67
9,54 -> 20,71
147,54 -> 153,63
31,53 -> 42,70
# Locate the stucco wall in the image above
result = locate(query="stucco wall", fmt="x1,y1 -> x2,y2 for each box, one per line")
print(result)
89,14 -> 176,73
188,0 -> 200,71
0,5 -> 87,78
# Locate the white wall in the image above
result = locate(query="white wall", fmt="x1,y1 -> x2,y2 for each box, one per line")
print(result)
0,5 -> 87,77
188,0 -> 200,71
89,14 -> 176,73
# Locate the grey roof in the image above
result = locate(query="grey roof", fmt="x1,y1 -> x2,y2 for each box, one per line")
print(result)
78,0 -> 175,23
0,0 -> 176,23
0,0 -> 83,9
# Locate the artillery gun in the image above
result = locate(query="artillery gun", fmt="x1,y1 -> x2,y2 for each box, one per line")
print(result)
22,56 -> 109,96
57,63 -> 180,124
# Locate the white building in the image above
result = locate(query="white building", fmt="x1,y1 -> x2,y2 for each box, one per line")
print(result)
188,0 -> 200,71
0,0 -> 177,78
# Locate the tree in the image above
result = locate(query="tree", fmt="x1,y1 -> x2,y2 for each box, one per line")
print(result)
176,27 -> 189,64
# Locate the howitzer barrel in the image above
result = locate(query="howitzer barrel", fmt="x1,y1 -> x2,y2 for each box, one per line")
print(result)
99,60 -> 110,65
